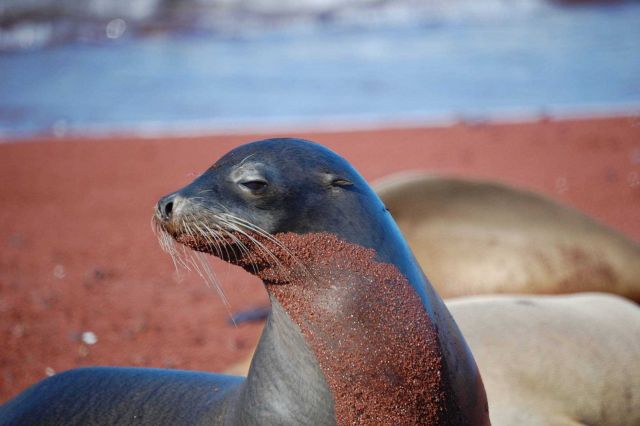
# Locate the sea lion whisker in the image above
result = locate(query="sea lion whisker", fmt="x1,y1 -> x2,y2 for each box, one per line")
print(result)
217,213 -> 293,261
191,219 -> 222,257
203,224 -> 227,260
223,229 -> 305,283
176,219 -> 199,272
191,250 -> 236,325
151,217 -> 168,251
197,218 -> 246,265
153,218 -> 189,276
174,216 -> 201,273
195,218 -> 229,260
223,216 -> 300,264
160,231 -> 181,271
221,214 -> 314,281
173,216 -> 205,273
208,214 -> 273,270
178,241 -> 231,315
203,217 -> 240,263
184,249 -> 211,285
182,215 -> 200,250
180,211 -> 263,279
220,219 -> 277,261
218,218 -> 288,270
212,223 -> 262,276
179,244 -> 196,272
149,214 -> 161,239
221,221 -> 286,277
173,239 -> 193,272
227,234 -> 263,277
218,213 -> 288,251
184,213 -> 219,255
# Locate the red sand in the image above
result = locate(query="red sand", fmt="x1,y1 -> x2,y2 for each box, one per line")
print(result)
266,233 -> 468,425
1,116 -> 639,402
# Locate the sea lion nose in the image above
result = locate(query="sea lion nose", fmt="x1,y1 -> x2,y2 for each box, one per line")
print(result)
157,193 -> 179,221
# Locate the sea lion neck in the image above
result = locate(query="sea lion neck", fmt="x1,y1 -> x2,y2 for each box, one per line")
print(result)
258,232 -> 466,425
234,297 -> 337,425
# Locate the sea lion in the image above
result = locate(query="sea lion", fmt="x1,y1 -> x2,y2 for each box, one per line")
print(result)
0,138 -> 489,425
374,173 -> 640,300
449,293 -> 640,426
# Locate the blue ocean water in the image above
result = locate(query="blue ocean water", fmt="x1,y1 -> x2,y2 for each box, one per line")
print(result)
1,2 -> 639,138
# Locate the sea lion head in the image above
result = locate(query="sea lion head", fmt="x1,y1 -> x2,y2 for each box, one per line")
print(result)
154,138 -> 390,269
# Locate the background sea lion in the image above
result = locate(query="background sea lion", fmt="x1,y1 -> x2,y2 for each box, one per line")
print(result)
448,293 -> 640,426
374,173 -> 640,300
0,138 -> 489,425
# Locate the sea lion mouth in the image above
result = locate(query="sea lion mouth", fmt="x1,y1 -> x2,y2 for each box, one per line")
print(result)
153,205 -> 304,284
154,208 -> 259,261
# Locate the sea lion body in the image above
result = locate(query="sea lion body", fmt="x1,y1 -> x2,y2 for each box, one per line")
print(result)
374,173 -> 640,300
1,367 -> 241,425
1,139 -> 489,425
450,293 -> 640,426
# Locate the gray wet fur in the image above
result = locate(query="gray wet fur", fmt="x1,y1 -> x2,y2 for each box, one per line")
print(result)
1,138 -> 487,425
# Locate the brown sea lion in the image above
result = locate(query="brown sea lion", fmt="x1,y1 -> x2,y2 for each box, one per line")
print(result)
449,293 -> 640,426
0,139 -> 489,425
374,173 -> 640,300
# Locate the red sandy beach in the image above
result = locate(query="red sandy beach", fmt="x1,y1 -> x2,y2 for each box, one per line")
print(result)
1,115 -> 639,402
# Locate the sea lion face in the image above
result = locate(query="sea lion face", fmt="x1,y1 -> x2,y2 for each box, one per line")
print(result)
155,138 -> 376,261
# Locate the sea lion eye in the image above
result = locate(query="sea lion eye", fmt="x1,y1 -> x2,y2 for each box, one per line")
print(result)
331,178 -> 353,187
240,180 -> 268,192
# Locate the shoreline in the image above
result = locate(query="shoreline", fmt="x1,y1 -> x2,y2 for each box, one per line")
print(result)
1,114 -> 639,402
3,106 -> 640,143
